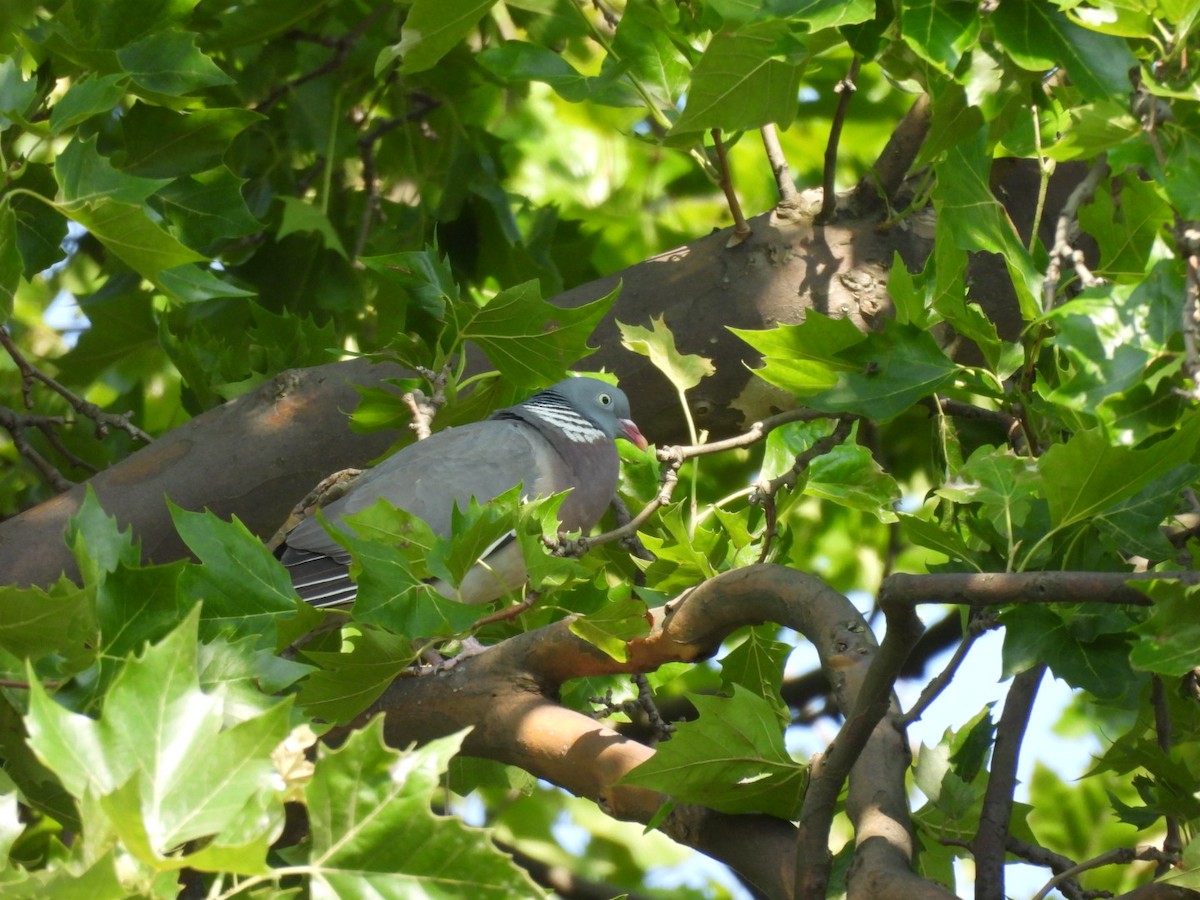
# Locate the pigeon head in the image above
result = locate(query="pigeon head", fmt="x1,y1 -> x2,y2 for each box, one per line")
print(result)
532,377 -> 648,450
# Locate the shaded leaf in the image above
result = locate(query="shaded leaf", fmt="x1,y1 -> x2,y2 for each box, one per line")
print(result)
620,687 -> 807,818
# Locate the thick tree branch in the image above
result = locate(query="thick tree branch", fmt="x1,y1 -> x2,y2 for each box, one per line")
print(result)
346,565 -> 938,900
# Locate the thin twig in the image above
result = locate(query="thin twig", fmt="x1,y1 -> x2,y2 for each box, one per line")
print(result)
0,407 -> 74,491
975,664 -> 1046,900
852,92 -> 931,214
1043,157 -> 1109,311
710,129 -> 752,245
0,326 -> 152,443
555,408 -> 835,556
760,124 -> 799,209
750,417 -> 854,505
402,365 -> 451,440
816,56 -> 861,224
1031,845 -> 1175,900
1005,837 -> 1087,900
254,3 -> 390,112
900,610 -> 998,727
1151,675 -> 1183,875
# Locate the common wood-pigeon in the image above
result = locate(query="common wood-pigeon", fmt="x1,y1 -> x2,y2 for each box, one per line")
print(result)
278,377 -> 647,608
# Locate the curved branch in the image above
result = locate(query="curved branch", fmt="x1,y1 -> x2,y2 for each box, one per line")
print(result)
347,565 -> 942,900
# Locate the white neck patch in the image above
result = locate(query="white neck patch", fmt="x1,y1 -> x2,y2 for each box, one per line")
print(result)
523,398 -> 607,444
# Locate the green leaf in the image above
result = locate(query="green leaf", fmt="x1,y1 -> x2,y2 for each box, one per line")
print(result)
0,203 -> 21,322
157,264 -> 257,303
277,197 -> 348,258
1093,464 -> 1200,560
805,320 -> 957,422
305,721 -> 545,897
805,431 -> 901,522
620,687 -> 807,818
477,42 -> 641,107
900,514 -> 980,568
609,6 -> 690,108
93,561 -> 190,693
65,486 -> 142,583
568,592 -> 652,662
57,198 -> 207,278
171,505 -> 322,646
334,501 -> 481,637
1078,173 -> 1171,282
54,136 -> 173,205
669,24 -> 807,137
25,609 -> 289,872
707,0 -> 872,29
53,0 -> 196,50
991,0 -> 1138,100
620,315 -> 715,394
385,0 -> 498,74
1130,581 -> 1200,676
450,280 -> 618,389
1000,605 -> 1135,700
718,627 -> 791,723
48,73 -> 126,133
298,628 -> 415,723
899,0 -> 980,74
118,105 -> 262,178
733,313 -> 866,397
1038,419 -> 1200,529
154,167 -> 262,250
933,129 -> 1041,321
117,29 -> 234,96
0,579 -> 96,669
0,56 -> 36,126
938,445 -> 1039,543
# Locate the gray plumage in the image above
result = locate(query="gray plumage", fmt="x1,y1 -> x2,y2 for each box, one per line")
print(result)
279,377 -> 647,608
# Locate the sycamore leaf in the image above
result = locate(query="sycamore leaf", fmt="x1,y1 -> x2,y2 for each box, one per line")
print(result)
1129,581 -> 1200,677
0,203 -> 23,323
171,504 -> 323,646
669,24 -> 807,138
568,592 -> 652,662
65,486 -> 142,583
384,0 -> 498,74
25,609 -> 289,873
277,197 -> 348,258
305,721 -> 546,898
1038,418 -> 1200,529
620,686 -> 807,818
117,30 -> 234,96
450,280 -> 618,389
718,627 -> 791,724
620,315 -> 715,394
298,628 -> 415,723
56,198 -> 206,278
991,0 -> 1137,100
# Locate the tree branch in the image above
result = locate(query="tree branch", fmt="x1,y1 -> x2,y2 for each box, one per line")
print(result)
816,56 -> 861,224
346,565 -> 945,900
711,129 -> 752,245
761,124 -> 799,210
852,92 -> 931,213
974,664 -> 1046,900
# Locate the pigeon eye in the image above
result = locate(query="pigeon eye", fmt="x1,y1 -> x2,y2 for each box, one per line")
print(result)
598,392 -> 612,406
